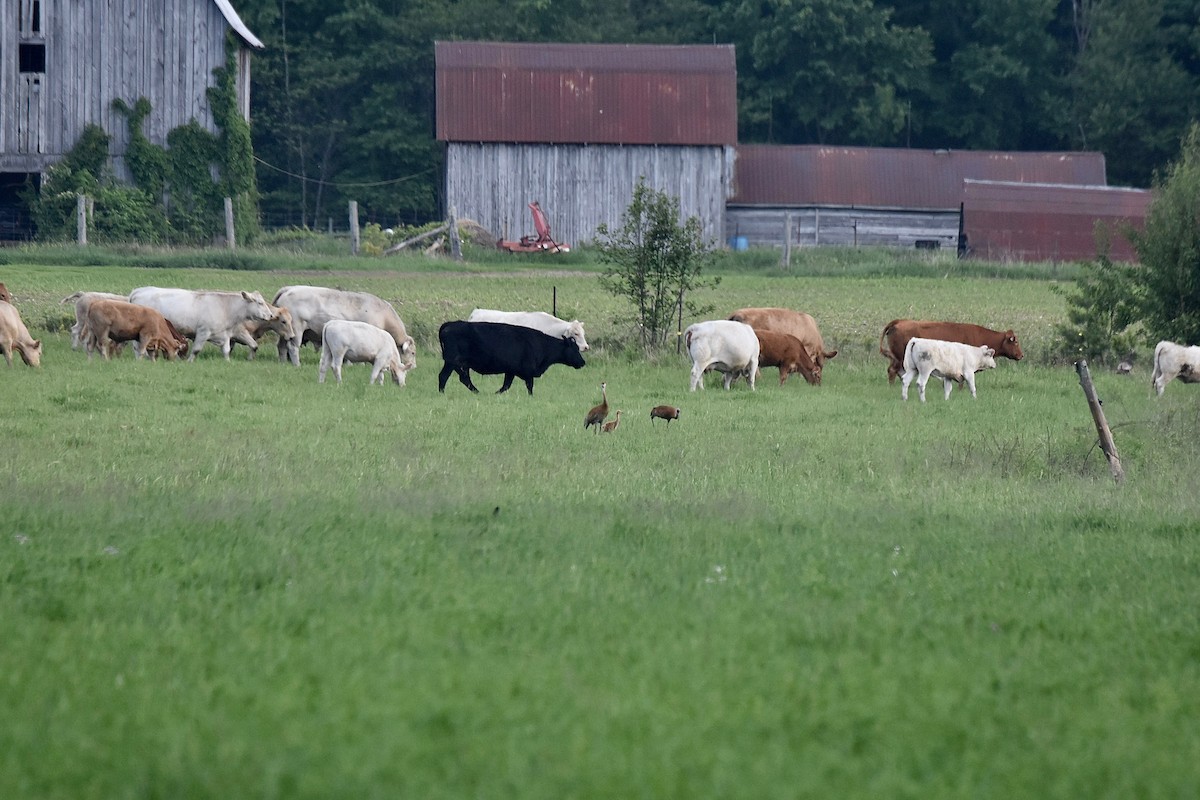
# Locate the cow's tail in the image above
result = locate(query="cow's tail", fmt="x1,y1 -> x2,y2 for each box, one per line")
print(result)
684,328 -> 694,351
60,291 -> 84,305
1151,341 -> 1165,390
879,319 -> 902,357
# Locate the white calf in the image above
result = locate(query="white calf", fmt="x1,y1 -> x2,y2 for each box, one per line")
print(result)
318,320 -> 411,386
1151,340 -> 1200,396
685,320 -> 759,391
901,337 -> 997,402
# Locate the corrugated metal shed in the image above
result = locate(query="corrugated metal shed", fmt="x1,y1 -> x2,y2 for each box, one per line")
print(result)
436,41 -> 737,146
729,145 -> 1110,210
963,180 -> 1151,262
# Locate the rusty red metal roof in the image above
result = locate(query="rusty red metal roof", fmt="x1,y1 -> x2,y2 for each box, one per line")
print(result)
963,180 -> 1151,262
729,145 -> 1111,209
435,41 -> 737,146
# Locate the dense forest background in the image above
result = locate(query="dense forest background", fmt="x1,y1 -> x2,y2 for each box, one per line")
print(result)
234,0 -> 1200,230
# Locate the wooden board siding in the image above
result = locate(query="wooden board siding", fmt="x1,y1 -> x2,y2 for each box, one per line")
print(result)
0,0 -> 250,178
725,206 -> 961,250
446,143 -> 732,247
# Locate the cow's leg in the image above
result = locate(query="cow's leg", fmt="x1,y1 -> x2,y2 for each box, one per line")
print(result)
900,368 -> 914,400
231,328 -> 257,360
1,346 -> 12,366
689,361 -> 706,392
457,368 -> 479,392
370,354 -> 388,385
187,328 -> 212,361
438,362 -> 454,392
332,348 -> 348,384
942,375 -> 953,400
497,373 -> 516,393
318,345 -> 331,383
916,368 -> 930,402
748,356 -> 758,391
523,376 -> 535,394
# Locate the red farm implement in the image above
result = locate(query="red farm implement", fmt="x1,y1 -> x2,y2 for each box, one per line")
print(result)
497,201 -> 571,253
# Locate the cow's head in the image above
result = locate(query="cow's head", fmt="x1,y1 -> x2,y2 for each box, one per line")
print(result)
269,306 -> 296,340
1000,330 -> 1023,360
17,340 -> 42,367
242,291 -> 275,322
398,336 -> 418,370
566,321 -> 589,352
977,346 -> 998,372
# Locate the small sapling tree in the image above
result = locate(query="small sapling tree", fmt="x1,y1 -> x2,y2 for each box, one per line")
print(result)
596,179 -> 719,351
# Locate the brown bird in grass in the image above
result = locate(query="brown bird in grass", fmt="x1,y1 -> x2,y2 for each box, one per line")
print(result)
650,405 -> 681,426
584,381 -> 609,433
601,410 -> 623,433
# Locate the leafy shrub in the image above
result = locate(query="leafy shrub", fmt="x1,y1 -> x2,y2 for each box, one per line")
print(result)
1049,234 -> 1141,365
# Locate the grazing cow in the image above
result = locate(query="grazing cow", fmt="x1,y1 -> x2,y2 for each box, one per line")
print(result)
437,320 -> 585,395
62,291 -> 130,350
727,307 -> 835,385
0,283 -> 11,303
1150,340 -> 1200,396
468,308 -> 589,352
224,306 -> 297,360
319,320 -> 412,387
901,337 -> 997,402
685,320 -> 759,391
129,287 -> 286,361
881,319 -> 1022,384
273,285 -> 416,369
0,300 -> 42,367
83,299 -> 188,361
749,329 -> 818,386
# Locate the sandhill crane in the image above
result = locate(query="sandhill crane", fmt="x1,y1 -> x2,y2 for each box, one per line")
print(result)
602,410 -> 622,433
650,405 -> 681,426
584,382 -> 609,433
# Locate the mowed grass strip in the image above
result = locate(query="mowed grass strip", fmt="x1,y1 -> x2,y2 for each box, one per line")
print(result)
1,259 -> 1198,799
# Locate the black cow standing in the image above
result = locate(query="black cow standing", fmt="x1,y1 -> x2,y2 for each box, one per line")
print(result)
438,321 -> 586,395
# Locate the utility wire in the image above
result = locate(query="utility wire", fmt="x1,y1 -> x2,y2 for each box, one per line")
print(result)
253,155 -> 435,188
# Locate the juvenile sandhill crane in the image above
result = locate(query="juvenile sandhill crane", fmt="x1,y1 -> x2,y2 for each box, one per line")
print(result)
584,381 -> 609,433
602,410 -> 622,433
650,405 -> 681,426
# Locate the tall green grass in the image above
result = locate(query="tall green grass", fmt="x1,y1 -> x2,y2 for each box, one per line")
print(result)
1,256 -> 1196,799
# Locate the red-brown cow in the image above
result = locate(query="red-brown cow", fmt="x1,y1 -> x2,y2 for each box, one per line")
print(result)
751,329 -> 818,386
879,319 -> 1023,384
727,307 -> 836,385
84,299 -> 189,361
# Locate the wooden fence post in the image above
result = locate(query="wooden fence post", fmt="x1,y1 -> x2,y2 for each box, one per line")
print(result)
1075,360 -> 1125,483
224,197 -> 236,250
781,212 -> 792,269
448,205 -> 462,261
76,193 -> 87,246
349,201 -> 360,255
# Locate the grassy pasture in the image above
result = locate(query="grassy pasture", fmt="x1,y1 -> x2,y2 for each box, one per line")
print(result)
2,252 -> 1198,799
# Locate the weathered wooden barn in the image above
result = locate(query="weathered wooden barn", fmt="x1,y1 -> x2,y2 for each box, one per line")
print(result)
724,145 -> 1141,260
0,0 -> 263,239
436,41 -> 737,248
962,180 -> 1151,262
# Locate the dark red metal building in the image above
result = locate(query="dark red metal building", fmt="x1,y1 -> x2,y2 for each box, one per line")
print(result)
962,180 -> 1152,263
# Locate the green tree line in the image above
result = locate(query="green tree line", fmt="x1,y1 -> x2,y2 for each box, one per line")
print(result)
234,0 -> 1200,228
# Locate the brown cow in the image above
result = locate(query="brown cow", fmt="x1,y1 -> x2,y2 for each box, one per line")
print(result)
744,329 -> 818,386
728,307 -> 836,385
84,299 -> 188,361
880,319 -> 1023,384
0,300 -> 42,367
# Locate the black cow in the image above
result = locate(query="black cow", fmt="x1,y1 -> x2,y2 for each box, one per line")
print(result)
438,320 -> 586,395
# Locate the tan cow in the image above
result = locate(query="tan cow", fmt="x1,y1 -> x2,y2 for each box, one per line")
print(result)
0,300 -> 42,366
84,299 -> 188,360
62,291 -> 130,350
879,319 -> 1023,384
727,307 -> 836,385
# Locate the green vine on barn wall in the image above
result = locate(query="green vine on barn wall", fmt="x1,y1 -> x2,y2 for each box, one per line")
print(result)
36,33 -> 259,245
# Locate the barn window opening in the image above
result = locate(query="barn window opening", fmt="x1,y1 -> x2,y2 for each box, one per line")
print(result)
19,43 -> 45,73
32,1 -> 41,32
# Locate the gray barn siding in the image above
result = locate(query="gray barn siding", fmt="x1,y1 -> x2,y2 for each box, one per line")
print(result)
446,143 -> 731,247
0,0 -> 244,179
726,206 -> 961,250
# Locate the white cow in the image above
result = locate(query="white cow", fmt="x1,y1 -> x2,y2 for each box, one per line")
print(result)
0,300 -> 42,366
685,320 -> 759,391
62,291 -> 129,350
273,285 -> 416,369
1151,340 -> 1200,396
467,308 -> 589,352
901,337 -> 997,402
318,320 -> 411,386
128,287 -> 286,361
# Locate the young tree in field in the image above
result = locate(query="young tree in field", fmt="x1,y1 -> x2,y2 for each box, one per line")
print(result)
1131,123 -> 1200,344
596,180 -> 719,351
1051,230 -> 1141,365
